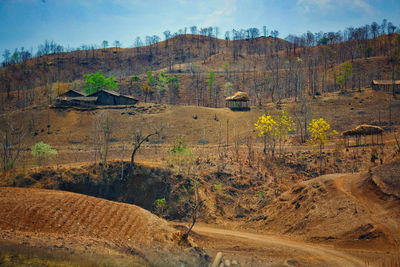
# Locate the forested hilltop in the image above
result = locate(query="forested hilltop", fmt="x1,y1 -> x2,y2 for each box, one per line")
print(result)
1,21 -> 399,111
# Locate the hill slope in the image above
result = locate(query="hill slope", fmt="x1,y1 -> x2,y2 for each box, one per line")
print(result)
0,187 -> 206,266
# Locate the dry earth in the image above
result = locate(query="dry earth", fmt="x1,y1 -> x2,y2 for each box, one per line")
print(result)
0,187 -> 208,266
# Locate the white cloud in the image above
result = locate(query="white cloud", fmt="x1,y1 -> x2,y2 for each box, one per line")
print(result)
297,0 -> 372,14
200,0 -> 237,27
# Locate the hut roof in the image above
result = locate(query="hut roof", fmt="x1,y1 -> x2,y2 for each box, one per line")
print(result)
119,94 -> 139,101
59,89 -> 87,97
88,89 -> 120,97
371,80 -> 400,85
57,96 -> 98,102
225,91 -> 250,101
342,124 -> 383,136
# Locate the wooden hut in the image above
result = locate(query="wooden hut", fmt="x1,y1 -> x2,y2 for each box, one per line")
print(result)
342,124 -> 384,147
55,96 -> 97,108
225,91 -> 250,110
88,90 -> 138,105
59,89 -> 87,98
371,80 -> 400,93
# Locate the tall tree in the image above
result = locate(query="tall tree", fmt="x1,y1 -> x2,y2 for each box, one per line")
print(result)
207,70 -> 215,107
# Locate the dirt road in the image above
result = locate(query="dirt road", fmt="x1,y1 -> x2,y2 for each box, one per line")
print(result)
192,224 -> 365,266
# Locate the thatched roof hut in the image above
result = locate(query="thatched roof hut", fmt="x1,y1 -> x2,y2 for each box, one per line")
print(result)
342,124 -> 383,137
342,124 -> 384,147
225,91 -> 250,102
371,80 -> 400,85
225,91 -> 250,110
371,80 -> 400,94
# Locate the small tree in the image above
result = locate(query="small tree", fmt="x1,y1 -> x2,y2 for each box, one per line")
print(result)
130,126 -> 162,168
156,72 -> 168,103
278,110 -> 296,153
83,70 -> 118,95
31,141 -> 58,166
207,70 -> 215,106
168,138 -> 202,242
0,114 -> 26,171
168,138 -> 194,173
254,114 -> 279,155
154,198 -> 167,216
335,62 -> 352,91
307,118 -> 338,174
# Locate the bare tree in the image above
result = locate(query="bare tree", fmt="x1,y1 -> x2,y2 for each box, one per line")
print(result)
0,113 -> 26,171
93,111 -> 113,166
130,125 -> 163,168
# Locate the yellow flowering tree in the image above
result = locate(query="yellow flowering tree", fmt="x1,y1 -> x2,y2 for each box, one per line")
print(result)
255,110 -> 296,156
255,114 -> 280,155
308,118 -> 338,173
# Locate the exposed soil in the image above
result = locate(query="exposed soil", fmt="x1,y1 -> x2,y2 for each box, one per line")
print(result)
0,187 -> 208,266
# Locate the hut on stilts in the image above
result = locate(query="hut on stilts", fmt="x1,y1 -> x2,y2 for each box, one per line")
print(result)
225,91 -> 250,111
342,124 -> 384,148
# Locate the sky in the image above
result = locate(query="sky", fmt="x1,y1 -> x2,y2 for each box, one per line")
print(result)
0,0 -> 399,56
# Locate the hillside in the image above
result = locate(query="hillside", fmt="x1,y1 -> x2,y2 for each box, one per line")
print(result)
1,34 -> 399,111
0,187 -> 207,266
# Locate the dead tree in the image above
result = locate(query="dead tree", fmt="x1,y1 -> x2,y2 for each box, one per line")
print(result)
182,175 -> 204,241
130,125 -> 163,168
0,114 -> 26,171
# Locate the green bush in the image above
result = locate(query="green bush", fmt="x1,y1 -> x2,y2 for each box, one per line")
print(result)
31,141 -> 58,166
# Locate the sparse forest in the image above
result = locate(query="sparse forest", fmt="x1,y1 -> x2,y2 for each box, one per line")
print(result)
1,16 -> 400,267
1,20 -> 400,110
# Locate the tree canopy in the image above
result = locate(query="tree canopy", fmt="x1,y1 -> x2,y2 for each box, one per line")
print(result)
83,70 -> 118,95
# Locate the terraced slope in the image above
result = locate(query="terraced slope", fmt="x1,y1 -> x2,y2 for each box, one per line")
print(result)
0,187 -> 174,244
0,187 -> 208,266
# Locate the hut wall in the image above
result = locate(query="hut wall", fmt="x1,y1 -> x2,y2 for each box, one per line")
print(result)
96,92 -> 117,105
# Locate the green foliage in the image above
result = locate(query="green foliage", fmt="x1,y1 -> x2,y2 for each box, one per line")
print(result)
222,61 -> 229,73
131,75 -> 140,82
170,138 -> 189,154
31,141 -> 58,166
154,198 -> 167,216
155,198 -> 167,209
156,72 -> 169,97
365,46 -> 372,58
83,70 -> 118,95
207,70 -> 215,104
168,138 -> 194,173
207,70 -> 215,90
319,37 -> 329,45
167,74 -> 180,90
255,191 -> 264,198
146,70 -> 156,86
335,62 -> 352,89
213,183 -> 222,191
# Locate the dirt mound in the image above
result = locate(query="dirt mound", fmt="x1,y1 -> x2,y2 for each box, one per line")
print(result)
249,172 -> 400,251
371,156 -> 400,198
0,187 -> 208,266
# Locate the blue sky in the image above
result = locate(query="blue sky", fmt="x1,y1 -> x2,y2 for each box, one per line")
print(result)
0,0 -> 399,55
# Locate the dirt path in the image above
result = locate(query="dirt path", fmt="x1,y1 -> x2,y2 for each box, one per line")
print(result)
334,173 -> 400,249
192,224 -> 365,266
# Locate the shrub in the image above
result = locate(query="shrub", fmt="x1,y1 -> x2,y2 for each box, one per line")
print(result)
31,141 -> 58,166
